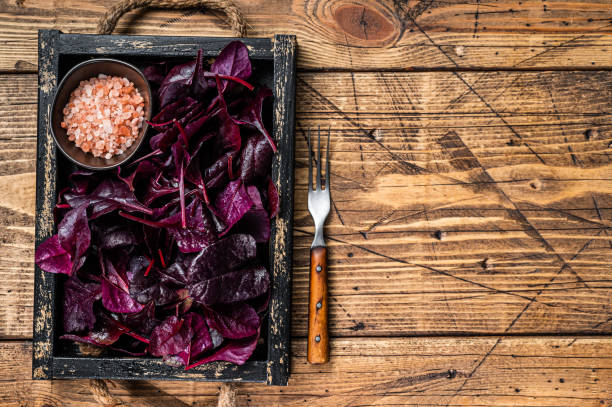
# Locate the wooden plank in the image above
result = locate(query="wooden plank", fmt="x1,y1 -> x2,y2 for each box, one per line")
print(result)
0,74 -> 37,339
0,338 -> 611,406
1,70 -> 611,339
1,0 -> 611,72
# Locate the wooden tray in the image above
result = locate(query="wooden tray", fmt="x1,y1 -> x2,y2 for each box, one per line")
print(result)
33,30 -> 295,386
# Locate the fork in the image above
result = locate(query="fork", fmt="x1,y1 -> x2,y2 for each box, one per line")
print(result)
307,126 -> 331,364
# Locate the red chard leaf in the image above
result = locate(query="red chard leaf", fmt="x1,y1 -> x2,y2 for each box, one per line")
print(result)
210,41 -> 252,92
149,315 -> 192,357
188,234 -> 256,282
186,330 -> 259,369
189,265 -> 269,306
35,235 -> 73,275
214,179 -> 253,235
203,303 -> 259,339
239,134 -> 274,185
63,274 -> 101,332
101,257 -> 145,313
234,87 -> 276,152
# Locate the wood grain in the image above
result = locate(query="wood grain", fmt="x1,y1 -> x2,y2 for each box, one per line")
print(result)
290,70 -> 612,336
1,70 -> 611,339
0,74 -> 36,340
0,0 -> 611,72
0,338 -> 610,406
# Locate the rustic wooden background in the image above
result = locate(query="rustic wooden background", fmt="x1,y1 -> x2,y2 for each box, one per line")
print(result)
1,0 -> 612,405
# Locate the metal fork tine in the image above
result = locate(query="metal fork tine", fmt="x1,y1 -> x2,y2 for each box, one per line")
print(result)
307,128 -> 312,191
325,127 -> 330,190
316,125 -> 322,190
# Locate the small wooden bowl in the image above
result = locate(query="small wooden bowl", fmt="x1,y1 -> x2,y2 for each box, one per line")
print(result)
50,58 -> 152,170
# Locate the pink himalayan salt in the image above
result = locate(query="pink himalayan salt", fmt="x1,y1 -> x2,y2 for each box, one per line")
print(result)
61,74 -> 145,159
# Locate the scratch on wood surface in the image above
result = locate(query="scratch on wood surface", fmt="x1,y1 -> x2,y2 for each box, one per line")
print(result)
545,83 -> 579,167
446,229 -> 605,404
300,71 -> 611,316
514,22 -> 612,67
472,0 -> 481,38
405,14 -> 546,164
295,228 -> 599,316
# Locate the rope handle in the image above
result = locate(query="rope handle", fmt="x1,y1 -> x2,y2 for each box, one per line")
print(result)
97,0 -> 247,36
88,378 -> 236,407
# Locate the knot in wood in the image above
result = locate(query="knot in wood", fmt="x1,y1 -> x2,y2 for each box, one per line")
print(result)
333,4 -> 395,42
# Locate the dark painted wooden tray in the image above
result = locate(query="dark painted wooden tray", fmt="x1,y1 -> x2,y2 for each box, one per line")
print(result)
33,30 -> 295,385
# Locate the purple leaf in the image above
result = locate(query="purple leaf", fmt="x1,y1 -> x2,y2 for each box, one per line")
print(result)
236,186 -> 270,243
188,234 -> 256,282
101,257 -> 145,313
68,170 -> 95,195
214,179 -> 253,234
143,176 -> 179,207
151,97 -> 201,125
203,303 -> 259,339
149,315 -> 192,357
166,199 -> 217,253
57,204 -> 90,273
203,152 -> 235,190
239,134 -> 274,185
118,160 -> 157,191
158,60 -> 197,107
119,301 -> 159,337
143,63 -> 167,85
210,41 -> 252,92
64,178 -> 152,219
60,311 -> 124,347
128,255 -> 180,306
63,274 -> 101,332
175,313 -> 213,366
189,265 -> 269,306
96,223 -> 139,250
35,234 -> 72,275
218,108 -> 241,153
186,330 -> 259,369
234,87 -> 276,152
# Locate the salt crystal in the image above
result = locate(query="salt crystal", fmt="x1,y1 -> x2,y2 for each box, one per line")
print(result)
61,75 -> 145,159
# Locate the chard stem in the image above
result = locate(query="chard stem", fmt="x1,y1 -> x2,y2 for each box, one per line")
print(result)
179,165 -> 186,229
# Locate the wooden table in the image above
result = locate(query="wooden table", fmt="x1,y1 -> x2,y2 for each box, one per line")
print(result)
1,0 -> 611,405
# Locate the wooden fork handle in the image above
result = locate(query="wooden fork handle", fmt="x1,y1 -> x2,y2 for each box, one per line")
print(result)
308,246 -> 329,364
